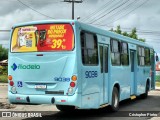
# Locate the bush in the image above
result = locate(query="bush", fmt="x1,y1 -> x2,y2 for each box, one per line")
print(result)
0,66 -> 8,83
156,75 -> 160,82
0,65 -> 7,74
0,74 -> 8,83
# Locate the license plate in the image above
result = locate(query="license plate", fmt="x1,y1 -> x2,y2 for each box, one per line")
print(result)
35,84 -> 47,89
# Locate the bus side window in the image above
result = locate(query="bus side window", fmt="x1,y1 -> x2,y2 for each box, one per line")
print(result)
137,46 -> 145,66
121,42 -> 129,66
145,48 -> 150,66
110,39 -> 121,66
80,31 -> 98,66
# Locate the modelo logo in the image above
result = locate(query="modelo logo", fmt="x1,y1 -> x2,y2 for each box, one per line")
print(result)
11,63 -> 40,71
18,64 -> 40,69
85,71 -> 98,78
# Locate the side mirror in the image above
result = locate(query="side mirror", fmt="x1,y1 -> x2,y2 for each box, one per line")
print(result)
156,55 -> 159,61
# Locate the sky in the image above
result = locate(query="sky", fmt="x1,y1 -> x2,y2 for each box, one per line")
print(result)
0,0 -> 160,56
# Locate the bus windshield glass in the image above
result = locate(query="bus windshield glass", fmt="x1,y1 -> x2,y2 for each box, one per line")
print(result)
11,24 -> 74,52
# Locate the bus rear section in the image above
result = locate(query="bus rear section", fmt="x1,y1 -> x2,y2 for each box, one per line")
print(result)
8,22 -> 81,109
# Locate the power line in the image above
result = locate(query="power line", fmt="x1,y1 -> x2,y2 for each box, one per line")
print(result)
80,0 -> 114,22
0,30 -> 11,32
87,0 -> 134,23
0,44 -> 9,45
89,0 -> 130,24
17,0 -> 55,19
106,0 -> 149,24
84,0 -> 122,23
90,23 -> 160,34
84,0 -> 124,23
96,0 -> 138,24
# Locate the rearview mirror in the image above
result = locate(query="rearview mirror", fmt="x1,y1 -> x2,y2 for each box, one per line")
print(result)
156,55 -> 159,61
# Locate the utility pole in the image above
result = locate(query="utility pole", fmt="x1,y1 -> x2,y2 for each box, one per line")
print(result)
64,0 -> 83,20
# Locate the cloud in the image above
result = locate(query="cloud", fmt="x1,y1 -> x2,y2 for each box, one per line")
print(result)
0,0 -> 160,53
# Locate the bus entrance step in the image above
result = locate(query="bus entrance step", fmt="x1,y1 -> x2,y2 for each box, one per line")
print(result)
100,104 -> 109,108
130,95 -> 136,100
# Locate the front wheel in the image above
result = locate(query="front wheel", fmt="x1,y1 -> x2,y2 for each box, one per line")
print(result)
110,87 -> 119,112
56,105 -> 75,112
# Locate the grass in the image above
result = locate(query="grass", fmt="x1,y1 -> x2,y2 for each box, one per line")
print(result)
156,82 -> 160,87
0,74 -> 8,83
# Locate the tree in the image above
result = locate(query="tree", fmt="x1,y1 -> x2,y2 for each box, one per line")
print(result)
116,25 -> 122,34
129,27 -> 138,39
0,45 -> 8,61
110,25 -> 145,42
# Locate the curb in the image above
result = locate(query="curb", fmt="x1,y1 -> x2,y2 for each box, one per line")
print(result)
0,83 -> 8,86
155,89 -> 160,91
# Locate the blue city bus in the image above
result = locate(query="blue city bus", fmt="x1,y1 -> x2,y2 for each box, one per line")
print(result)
8,20 -> 156,111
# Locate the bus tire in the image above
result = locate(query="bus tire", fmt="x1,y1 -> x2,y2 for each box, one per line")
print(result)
141,83 -> 149,99
110,87 -> 119,112
56,105 -> 75,112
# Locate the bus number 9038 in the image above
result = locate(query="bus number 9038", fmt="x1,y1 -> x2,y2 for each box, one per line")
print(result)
85,71 -> 98,78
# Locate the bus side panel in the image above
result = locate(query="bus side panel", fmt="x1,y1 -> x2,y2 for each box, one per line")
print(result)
110,66 -> 131,101
81,93 -> 100,109
81,66 -> 100,108
137,67 -> 146,95
144,66 -> 151,88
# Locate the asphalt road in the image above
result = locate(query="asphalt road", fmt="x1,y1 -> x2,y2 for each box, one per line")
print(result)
0,84 -> 160,120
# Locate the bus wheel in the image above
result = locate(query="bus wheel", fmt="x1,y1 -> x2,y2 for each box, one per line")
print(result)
110,87 -> 119,112
141,83 -> 149,99
56,105 -> 75,112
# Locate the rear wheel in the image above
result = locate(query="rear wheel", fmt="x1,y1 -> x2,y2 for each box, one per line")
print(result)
110,87 -> 119,112
141,82 -> 149,99
56,105 -> 75,112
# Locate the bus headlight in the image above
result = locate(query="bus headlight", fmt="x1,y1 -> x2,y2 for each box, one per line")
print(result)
11,86 -> 17,94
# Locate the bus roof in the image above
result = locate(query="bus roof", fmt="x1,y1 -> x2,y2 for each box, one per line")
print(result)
12,19 -> 153,49
78,22 -> 153,49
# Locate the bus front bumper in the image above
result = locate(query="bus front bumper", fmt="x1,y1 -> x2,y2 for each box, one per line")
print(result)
8,92 -> 81,107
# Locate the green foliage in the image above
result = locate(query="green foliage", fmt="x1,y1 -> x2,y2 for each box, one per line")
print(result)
0,45 -> 8,61
156,75 -> 160,82
0,66 -> 8,83
0,66 -> 8,75
156,82 -> 160,87
0,74 -> 8,83
110,25 -> 145,42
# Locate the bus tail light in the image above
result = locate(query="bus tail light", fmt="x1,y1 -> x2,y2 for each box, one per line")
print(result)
68,88 -> 73,94
70,82 -> 75,87
11,86 -> 17,94
8,75 -> 12,80
71,75 -> 77,81
10,81 -> 14,86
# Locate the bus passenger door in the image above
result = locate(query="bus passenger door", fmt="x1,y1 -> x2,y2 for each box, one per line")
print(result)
99,44 -> 109,104
130,50 -> 136,95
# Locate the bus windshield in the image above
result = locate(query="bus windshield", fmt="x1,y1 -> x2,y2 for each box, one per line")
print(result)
11,24 -> 74,52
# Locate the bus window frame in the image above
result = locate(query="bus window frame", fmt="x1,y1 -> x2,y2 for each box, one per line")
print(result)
145,47 -> 151,66
80,30 -> 99,66
137,46 -> 145,66
110,38 -> 121,66
121,41 -> 129,66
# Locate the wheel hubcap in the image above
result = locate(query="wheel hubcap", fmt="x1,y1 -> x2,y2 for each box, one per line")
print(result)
114,93 -> 118,107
